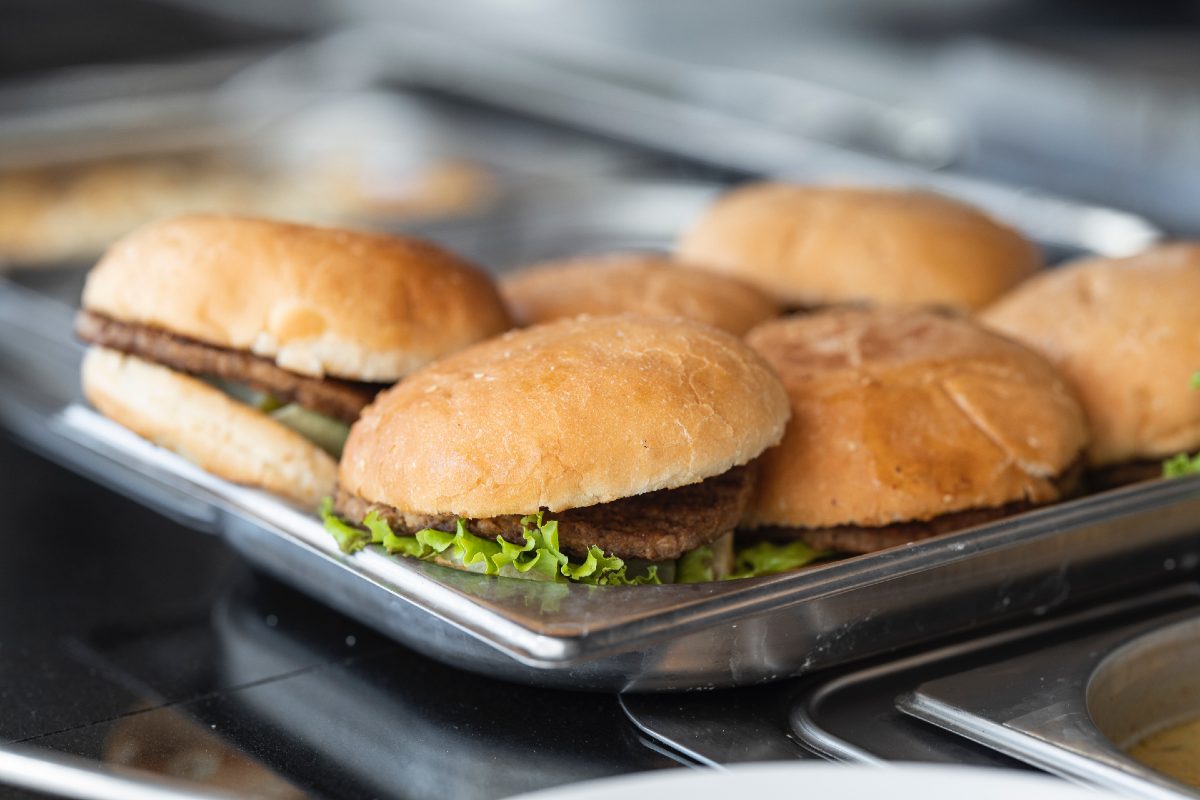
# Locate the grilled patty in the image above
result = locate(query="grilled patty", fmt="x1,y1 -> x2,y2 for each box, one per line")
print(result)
753,459 -> 1084,555
335,465 -> 755,562
76,311 -> 384,422
1087,459 -> 1163,492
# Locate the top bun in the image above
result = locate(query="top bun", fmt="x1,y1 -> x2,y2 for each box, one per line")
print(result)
340,314 -> 791,517
745,308 -> 1088,529
81,214 -> 512,381
981,244 -> 1200,466
677,183 -> 1040,310
500,252 -> 779,334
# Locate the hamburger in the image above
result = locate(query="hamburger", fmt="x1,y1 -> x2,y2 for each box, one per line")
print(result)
499,252 -> 779,334
324,314 -> 791,584
744,308 -> 1089,554
980,244 -> 1200,482
676,183 -> 1040,311
76,214 -> 512,507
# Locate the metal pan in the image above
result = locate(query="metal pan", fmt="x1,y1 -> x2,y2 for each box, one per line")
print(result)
3,271 -> 1200,692
617,584 -> 1200,767
899,609 -> 1200,798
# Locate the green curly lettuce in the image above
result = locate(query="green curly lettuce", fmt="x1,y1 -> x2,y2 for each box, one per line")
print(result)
320,498 -> 370,553
727,540 -> 826,580
1164,452 -> 1200,478
320,501 -> 659,585
1163,371 -> 1200,478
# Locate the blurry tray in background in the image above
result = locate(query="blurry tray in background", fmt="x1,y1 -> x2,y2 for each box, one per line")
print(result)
0,41 -> 669,273
0,86 -> 504,269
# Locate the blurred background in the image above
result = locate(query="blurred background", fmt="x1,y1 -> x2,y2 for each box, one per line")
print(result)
1,0 -> 1197,279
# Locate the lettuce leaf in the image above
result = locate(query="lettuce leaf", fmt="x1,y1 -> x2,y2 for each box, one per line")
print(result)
728,540 -> 826,580
1164,452 -> 1200,478
204,376 -> 346,455
268,404 -> 350,458
322,505 -> 661,585
1162,372 -> 1200,478
677,545 -> 715,583
320,497 -> 370,553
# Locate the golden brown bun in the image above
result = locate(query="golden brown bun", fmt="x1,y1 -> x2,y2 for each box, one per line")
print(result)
500,252 -> 779,334
981,244 -> 1200,466
82,347 -> 337,507
81,215 -> 512,381
677,183 -> 1040,310
744,308 -> 1088,529
341,314 -> 791,516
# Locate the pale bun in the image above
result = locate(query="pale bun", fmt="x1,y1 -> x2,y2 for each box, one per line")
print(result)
81,214 -> 512,382
500,252 -> 779,334
341,314 -> 790,517
744,308 -> 1088,529
82,347 -> 337,507
677,183 -> 1040,310
981,244 -> 1200,466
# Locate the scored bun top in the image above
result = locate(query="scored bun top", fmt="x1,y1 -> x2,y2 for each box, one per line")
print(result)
340,314 -> 791,517
981,244 -> 1200,466
81,214 -> 512,382
744,308 -> 1088,529
500,252 -> 779,334
677,183 -> 1040,311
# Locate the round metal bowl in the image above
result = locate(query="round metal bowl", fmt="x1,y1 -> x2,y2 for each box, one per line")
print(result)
1087,616 -> 1200,776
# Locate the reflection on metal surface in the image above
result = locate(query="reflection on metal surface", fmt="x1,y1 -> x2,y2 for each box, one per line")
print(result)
103,705 -> 307,799
0,743 -> 238,800
206,585 -> 677,800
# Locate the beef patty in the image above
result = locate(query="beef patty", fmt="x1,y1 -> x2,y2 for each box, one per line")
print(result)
76,311 -> 383,422
1086,459 -> 1163,492
752,459 -> 1084,555
335,465 -> 755,562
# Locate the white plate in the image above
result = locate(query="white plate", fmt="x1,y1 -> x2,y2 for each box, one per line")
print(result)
508,763 -> 1130,800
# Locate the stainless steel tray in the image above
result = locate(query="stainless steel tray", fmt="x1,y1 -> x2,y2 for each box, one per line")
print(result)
3,268 -> 1200,692
618,584 -> 1200,766
899,608 -> 1200,799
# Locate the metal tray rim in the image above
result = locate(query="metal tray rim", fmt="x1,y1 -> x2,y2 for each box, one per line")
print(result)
51,402 -> 1200,668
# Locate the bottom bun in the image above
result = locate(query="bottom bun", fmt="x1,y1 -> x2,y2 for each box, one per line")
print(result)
82,347 -> 337,507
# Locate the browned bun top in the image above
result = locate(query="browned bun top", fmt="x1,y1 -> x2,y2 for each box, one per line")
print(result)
500,252 -> 780,334
676,183 -> 1040,311
981,243 -> 1200,466
744,307 -> 1088,529
340,314 -> 791,517
81,214 -> 512,382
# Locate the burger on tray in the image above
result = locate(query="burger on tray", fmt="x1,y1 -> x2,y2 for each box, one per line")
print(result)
76,214 -> 511,507
677,183 -> 1040,311
500,252 -> 779,334
743,307 -> 1089,554
324,314 -> 793,584
981,243 -> 1200,485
